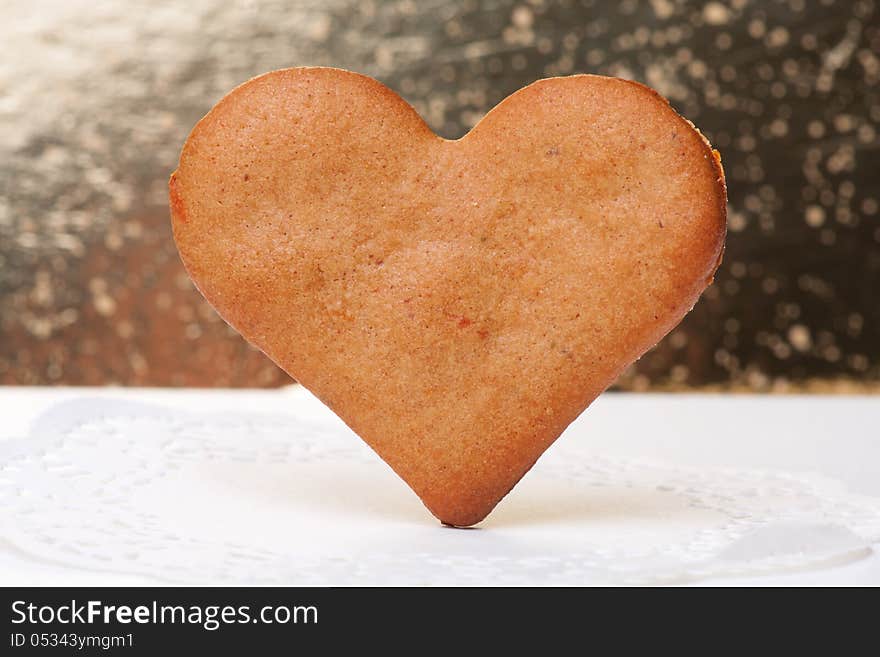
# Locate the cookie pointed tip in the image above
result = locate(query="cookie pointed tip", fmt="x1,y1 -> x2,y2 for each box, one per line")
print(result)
427,499 -> 494,528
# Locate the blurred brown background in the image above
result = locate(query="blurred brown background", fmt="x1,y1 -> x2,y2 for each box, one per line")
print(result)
1,0 -> 878,391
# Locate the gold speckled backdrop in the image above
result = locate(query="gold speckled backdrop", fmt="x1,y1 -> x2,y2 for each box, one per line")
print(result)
1,0 -> 878,391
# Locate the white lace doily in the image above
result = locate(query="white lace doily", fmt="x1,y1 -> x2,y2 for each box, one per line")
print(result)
1,392 -> 879,585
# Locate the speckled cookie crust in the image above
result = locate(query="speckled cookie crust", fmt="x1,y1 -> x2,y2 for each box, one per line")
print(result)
170,67 -> 726,526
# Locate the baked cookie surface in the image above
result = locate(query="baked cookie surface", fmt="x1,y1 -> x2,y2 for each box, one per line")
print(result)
170,67 -> 726,527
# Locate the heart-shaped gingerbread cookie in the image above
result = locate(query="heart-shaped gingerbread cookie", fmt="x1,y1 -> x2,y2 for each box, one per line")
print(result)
170,68 -> 726,527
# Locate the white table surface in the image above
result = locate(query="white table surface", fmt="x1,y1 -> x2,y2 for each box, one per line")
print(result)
1,386 -> 878,586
